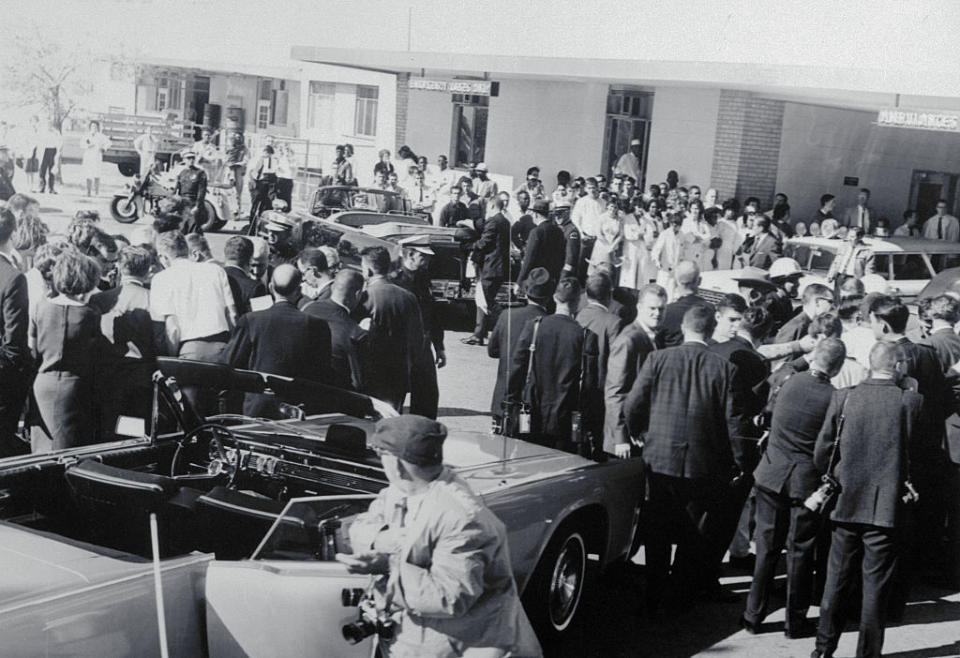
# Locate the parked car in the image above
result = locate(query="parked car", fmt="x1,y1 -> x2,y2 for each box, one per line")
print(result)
0,359 -> 644,656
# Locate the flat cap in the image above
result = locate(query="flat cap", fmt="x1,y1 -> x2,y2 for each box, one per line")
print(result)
397,234 -> 435,256
370,415 -> 447,466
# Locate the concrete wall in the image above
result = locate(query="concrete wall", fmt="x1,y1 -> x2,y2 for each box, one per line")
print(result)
405,88 -> 454,165
646,87 -> 721,190
777,102 -> 960,229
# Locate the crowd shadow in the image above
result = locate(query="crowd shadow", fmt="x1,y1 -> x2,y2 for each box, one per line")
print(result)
882,643 -> 960,658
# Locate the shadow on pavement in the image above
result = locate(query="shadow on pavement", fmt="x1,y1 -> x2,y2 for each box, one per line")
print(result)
883,642 -> 960,658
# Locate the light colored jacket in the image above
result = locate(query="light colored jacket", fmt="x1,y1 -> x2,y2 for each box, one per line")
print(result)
349,468 -> 541,658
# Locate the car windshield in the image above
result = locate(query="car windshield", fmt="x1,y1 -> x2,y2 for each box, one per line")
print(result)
783,241 -> 954,281
312,187 -> 411,215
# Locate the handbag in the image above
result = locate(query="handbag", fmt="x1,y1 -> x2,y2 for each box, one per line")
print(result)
804,393 -> 850,514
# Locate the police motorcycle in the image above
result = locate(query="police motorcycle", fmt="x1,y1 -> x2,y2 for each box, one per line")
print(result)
109,150 -> 232,232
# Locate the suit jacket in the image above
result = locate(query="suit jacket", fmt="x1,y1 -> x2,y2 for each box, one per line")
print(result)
559,220 -> 581,275
470,212 -> 511,282
775,310 -> 811,344
518,220 -> 566,286
220,300 -> 332,416
841,205 -> 871,233
223,265 -> 267,316
487,302 -> 548,417
925,327 -> 960,373
302,299 -> 370,392
89,281 -> 156,361
754,370 -> 835,500
745,233 -> 781,269
709,336 -> 770,466
507,314 -> 599,444
604,322 -> 660,453
626,342 -> 743,479
576,301 -> 623,387
660,293 -> 714,347
931,329 -> 960,463
896,337 -> 950,457
0,255 -> 28,372
814,379 -> 922,528
390,266 -> 442,353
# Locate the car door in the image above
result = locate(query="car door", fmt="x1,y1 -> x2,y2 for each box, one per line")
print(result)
204,495 -> 376,658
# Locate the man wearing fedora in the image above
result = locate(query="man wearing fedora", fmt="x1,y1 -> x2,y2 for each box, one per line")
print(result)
517,199 -> 566,286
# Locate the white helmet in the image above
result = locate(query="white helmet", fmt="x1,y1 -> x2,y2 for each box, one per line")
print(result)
769,257 -> 802,280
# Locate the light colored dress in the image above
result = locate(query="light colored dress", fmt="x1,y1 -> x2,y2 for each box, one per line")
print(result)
588,212 -> 622,275
619,213 -> 657,289
681,216 -> 718,271
82,131 -> 111,179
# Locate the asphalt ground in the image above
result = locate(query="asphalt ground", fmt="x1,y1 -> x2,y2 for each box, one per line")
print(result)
19,163 -> 960,658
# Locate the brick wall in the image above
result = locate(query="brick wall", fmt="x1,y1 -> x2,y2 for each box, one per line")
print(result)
395,72 -> 409,152
709,90 -> 784,206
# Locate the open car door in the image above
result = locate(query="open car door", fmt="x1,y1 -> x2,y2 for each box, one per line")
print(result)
205,496 -> 377,658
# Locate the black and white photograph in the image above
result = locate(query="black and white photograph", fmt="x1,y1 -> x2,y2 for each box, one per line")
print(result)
0,1 -> 958,656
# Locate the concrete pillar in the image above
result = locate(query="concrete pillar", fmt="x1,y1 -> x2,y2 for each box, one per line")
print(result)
396,72 -> 410,152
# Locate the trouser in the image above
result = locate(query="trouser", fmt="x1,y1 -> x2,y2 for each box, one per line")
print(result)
473,277 -> 503,340
229,165 -> 246,208
643,471 -> 725,606
181,198 -> 206,234
0,373 -> 29,458
407,343 -> 439,420
744,487 -> 822,632
728,488 -> 756,558
948,462 -> 960,583
139,153 -> 157,178
276,177 -> 294,211
248,175 -> 277,229
38,148 -> 57,192
578,235 -> 596,283
178,336 -> 227,417
816,522 -> 899,658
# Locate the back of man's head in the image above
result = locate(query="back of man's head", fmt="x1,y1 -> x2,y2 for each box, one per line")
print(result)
224,236 -> 254,268
674,260 -> 701,292
929,294 -> 960,326
869,294 -> 909,335
812,337 -> 847,376
681,304 -> 716,340
585,273 -> 612,303
331,268 -> 365,309
741,305 -> 773,342
119,246 -> 152,279
157,230 -> 188,260
808,312 -> 842,339
271,263 -> 302,299
837,295 -> 863,322
185,233 -> 212,260
554,277 -> 582,310
869,341 -> 904,376
360,246 -> 391,276
298,247 -> 329,274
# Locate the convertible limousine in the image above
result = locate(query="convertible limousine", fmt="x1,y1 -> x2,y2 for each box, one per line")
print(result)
0,359 -> 644,657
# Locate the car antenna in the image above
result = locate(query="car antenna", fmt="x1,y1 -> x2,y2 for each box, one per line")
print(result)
149,513 -> 170,658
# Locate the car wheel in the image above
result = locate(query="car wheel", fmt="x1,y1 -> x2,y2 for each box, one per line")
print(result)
524,527 -> 588,641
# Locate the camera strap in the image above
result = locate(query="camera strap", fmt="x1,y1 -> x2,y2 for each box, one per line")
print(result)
825,391 -> 851,478
522,317 -> 543,403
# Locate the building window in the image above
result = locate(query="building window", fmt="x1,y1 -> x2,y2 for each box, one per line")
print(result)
307,82 -> 335,132
154,75 -> 181,112
256,102 -> 271,130
451,94 -> 488,168
602,89 -> 654,187
354,85 -> 379,137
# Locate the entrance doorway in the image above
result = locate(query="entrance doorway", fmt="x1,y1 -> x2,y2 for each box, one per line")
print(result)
189,75 -> 211,139
909,170 -> 959,220
602,89 -> 653,187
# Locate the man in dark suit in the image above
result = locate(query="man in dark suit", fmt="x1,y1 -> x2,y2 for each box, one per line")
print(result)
813,342 -> 923,658
741,338 -> 845,639
626,305 -> 745,607
555,204 -> 581,280
659,260 -> 714,347
604,283 -> 666,458
923,294 -> 960,372
741,215 -> 781,269
517,199 -> 566,286
355,246 -> 425,410
487,268 -> 553,433
222,235 -> 267,316
302,269 -> 370,393
576,273 -> 624,389
221,264 -> 332,418
437,182 -> 468,228
507,278 -> 598,454
390,235 -> 445,419
775,283 -> 834,344
0,207 -> 29,456
462,196 -> 511,346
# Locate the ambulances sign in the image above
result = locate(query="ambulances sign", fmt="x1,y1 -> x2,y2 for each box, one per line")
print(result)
408,78 -> 499,96
877,108 -> 960,133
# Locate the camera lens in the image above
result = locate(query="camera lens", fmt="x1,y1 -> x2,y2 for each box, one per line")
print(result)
342,621 -> 375,645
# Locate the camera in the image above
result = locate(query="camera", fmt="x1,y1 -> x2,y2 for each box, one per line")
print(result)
804,474 -> 840,513
341,591 -> 396,645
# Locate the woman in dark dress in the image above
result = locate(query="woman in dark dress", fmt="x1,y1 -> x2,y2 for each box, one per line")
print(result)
29,251 -> 104,452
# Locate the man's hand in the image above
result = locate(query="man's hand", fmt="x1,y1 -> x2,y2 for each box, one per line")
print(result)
336,552 -> 390,575
435,349 -> 447,369
614,443 -> 631,459
798,335 -> 817,353
190,206 -> 200,215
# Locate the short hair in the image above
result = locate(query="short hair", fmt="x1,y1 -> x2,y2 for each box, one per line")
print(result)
689,185 -> 701,194
319,245 -> 340,269
813,337 -> 847,373
298,247 -> 329,272
808,312 -> 842,339
378,149 -> 390,158
860,188 -> 871,196
585,273 -> 612,301
638,283 -> 668,302
73,209 -> 101,223
585,177 -> 598,187
722,198 -> 741,214
741,305 -> 773,340
185,233 -> 211,256
869,294 -> 909,334
118,246 -> 152,278
674,260 -> 700,287
682,304 -> 716,337
667,212 -> 685,227
0,207 -> 16,244
837,295 -> 863,321
929,294 -> 960,324
717,293 -> 748,315
820,194 -> 835,207
554,277 -> 581,305
916,296 -> 934,323
52,251 -> 101,296
557,170 -> 571,185
157,230 -> 189,259
903,209 -> 916,220
939,198 -> 949,205
744,196 -> 760,208
775,192 -> 788,202
223,236 -> 254,267
271,265 -> 302,296
754,215 -> 771,231
332,268 -> 364,297
526,166 -> 540,177
152,212 -> 183,234
802,283 -> 832,305
869,341 -> 903,374
360,246 -> 391,275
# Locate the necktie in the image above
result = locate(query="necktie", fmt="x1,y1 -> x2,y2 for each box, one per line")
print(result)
267,157 -> 272,170
938,216 -> 944,240
393,497 -> 407,528
419,186 -> 423,202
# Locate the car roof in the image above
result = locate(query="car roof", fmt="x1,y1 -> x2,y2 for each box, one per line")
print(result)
788,235 -> 960,255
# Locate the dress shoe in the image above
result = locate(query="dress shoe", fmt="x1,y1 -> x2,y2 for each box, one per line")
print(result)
738,615 -> 760,634
460,335 -> 484,346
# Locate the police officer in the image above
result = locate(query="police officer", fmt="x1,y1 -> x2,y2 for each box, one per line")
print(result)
554,201 -> 581,280
390,235 -> 445,419
338,415 -> 541,658
174,150 -> 207,233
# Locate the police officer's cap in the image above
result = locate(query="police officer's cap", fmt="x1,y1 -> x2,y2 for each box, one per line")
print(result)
398,234 -> 435,256
524,267 -> 554,300
370,415 -> 447,466
531,200 -> 550,216
182,150 -> 196,158
261,211 -> 295,232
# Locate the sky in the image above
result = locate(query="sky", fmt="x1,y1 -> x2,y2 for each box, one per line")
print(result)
3,0 -> 958,75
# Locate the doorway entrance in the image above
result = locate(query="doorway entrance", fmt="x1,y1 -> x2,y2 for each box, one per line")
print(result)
189,75 -> 211,139
908,170 -> 959,221
602,89 -> 653,187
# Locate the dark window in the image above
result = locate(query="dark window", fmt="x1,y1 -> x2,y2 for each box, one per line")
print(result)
451,95 -> 489,167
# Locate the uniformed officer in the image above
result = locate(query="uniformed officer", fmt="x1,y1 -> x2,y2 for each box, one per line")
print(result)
390,235 -> 445,419
338,415 -> 541,658
174,151 -> 207,233
554,202 -> 581,280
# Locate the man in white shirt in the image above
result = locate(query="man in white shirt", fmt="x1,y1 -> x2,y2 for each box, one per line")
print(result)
133,126 -> 161,178
922,199 -> 960,242
613,138 -> 643,183
838,295 -> 875,370
841,188 -> 872,233
150,230 -> 236,410
651,214 -> 687,294
409,169 -> 436,215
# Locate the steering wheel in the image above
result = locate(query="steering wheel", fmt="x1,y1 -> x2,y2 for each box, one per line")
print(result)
170,423 -> 241,487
